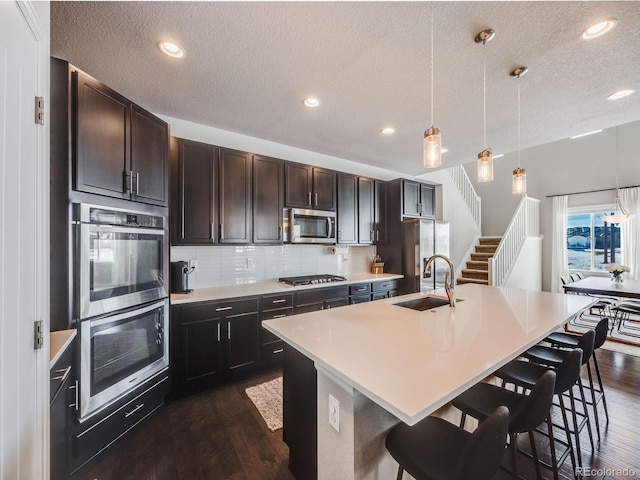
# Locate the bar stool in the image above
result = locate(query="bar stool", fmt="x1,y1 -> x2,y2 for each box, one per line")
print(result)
523,330 -> 598,449
546,317 -> 610,422
385,406 -> 509,480
452,371 -> 556,480
494,348 -> 584,479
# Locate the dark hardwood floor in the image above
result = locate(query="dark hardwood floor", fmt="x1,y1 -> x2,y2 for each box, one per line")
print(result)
71,349 -> 640,480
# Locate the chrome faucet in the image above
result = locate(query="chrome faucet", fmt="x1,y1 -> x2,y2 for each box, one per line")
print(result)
424,254 -> 456,307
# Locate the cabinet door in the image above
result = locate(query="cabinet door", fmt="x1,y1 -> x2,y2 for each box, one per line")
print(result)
219,148 -> 252,243
358,177 -> 374,244
285,162 -> 313,208
130,104 -> 168,206
253,155 -> 283,244
179,316 -> 223,390
374,181 -> 388,244
172,138 -> 217,245
402,180 -> 421,217
420,184 -> 435,216
337,173 -> 358,244
74,70 -> 130,199
226,312 -> 260,374
312,167 -> 336,211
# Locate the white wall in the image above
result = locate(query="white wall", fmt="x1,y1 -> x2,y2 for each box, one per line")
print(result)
503,237 -> 543,291
161,114 -> 403,181
465,121 -> 640,292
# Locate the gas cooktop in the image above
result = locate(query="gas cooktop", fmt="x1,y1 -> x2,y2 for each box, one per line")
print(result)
278,274 -> 347,286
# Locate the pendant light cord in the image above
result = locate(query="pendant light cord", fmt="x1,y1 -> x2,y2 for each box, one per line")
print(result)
483,42 -> 487,148
517,77 -> 521,167
430,4 -> 434,127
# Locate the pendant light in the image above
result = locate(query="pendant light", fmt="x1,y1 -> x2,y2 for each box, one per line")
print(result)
599,128 -> 635,224
511,66 -> 528,195
423,4 -> 441,168
475,29 -> 495,182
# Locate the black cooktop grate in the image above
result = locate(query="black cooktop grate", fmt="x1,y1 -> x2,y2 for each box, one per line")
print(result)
278,274 -> 347,286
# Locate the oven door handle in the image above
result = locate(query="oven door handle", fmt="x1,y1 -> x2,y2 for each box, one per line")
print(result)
86,299 -> 167,328
88,225 -> 165,237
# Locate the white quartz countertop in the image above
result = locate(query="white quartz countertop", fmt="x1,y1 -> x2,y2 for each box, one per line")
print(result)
50,329 -> 76,368
170,273 -> 403,305
263,283 -> 594,425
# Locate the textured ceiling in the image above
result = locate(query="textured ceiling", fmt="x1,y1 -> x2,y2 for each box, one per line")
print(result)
51,1 -> 640,176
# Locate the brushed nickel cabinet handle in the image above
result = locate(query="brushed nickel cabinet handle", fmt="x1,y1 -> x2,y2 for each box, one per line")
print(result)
272,314 -> 287,319
272,299 -> 286,304
129,170 -> 134,194
50,366 -> 71,382
68,380 -> 79,410
308,192 -> 312,205
217,323 -> 220,341
273,348 -> 284,354
215,306 -> 232,312
124,403 -> 145,418
135,172 -> 140,194
314,193 -> 318,206
210,223 -> 215,242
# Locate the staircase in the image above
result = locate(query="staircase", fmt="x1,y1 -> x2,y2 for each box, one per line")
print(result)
457,237 -> 501,285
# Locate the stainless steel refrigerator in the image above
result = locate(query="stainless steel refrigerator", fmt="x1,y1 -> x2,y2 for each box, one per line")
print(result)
394,219 -> 450,294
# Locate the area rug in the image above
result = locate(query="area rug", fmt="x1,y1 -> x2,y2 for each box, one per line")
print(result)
245,376 -> 283,431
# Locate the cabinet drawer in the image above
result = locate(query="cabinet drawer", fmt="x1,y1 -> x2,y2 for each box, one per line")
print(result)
349,295 -> 371,304
296,286 -> 349,305
372,280 -> 398,292
181,298 -> 259,322
74,375 -> 168,465
262,293 -> 293,310
262,341 -> 284,367
262,307 -> 293,343
349,283 -> 371,295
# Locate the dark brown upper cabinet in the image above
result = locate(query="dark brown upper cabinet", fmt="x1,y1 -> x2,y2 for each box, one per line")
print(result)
402,180 -> 434,217
218,148 -> 252,244
74,69 -> 168,206
358,177 -> 374,245
285,163 -> 336,211
252,155 -> 284,244
170,138 -> 217,245
374,180 -> 388,244
337,173 -> 358,244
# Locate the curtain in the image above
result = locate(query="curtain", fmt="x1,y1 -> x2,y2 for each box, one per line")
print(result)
619,187 -> 640,279
550,195 -> 568,293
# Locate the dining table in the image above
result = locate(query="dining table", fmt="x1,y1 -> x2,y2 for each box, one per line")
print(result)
563,276 -> 640,344
563,276 -> 640,300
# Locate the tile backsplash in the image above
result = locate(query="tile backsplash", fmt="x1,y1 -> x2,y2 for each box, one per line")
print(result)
171,244 -> 377,289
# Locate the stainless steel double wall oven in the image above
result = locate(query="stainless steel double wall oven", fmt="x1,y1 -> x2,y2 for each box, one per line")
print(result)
74,203 -> 169,421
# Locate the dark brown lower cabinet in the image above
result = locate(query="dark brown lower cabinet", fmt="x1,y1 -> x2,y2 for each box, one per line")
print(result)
170,298 -> 260,397
283,344 -> 318,480
50,339 -> 75,480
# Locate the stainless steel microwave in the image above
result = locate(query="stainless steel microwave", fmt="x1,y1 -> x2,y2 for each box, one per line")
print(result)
283,208 -> 336,244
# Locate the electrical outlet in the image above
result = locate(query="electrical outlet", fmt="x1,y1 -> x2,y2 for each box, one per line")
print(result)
329,394 -> 339,432
189,259 -> 198,271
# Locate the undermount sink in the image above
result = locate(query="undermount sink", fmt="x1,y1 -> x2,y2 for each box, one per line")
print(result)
393,296 -> 455,311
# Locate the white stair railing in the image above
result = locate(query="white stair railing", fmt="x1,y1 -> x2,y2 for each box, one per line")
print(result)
488,195 -> 540,286
447,165 -> 481,230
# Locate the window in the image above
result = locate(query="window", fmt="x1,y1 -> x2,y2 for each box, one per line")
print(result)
567,205 -> 622,272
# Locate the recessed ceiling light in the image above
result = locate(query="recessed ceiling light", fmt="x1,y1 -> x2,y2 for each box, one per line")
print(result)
570,129 -> 603,140
158,41 -> 185,58
380,127 -> 395,135
581,19 -> 617,40
607,89 -> 635,100
440,148 -> 449,154
303,97 -> 320,108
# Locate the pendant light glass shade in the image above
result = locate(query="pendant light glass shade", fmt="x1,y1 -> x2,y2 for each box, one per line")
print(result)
423,127 -> 442,168
512,167 -> 527,194
599,199 -> 635,224
477,148 -> 493,182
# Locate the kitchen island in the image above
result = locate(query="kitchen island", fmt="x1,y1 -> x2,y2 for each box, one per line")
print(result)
263,283 -> 594,480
